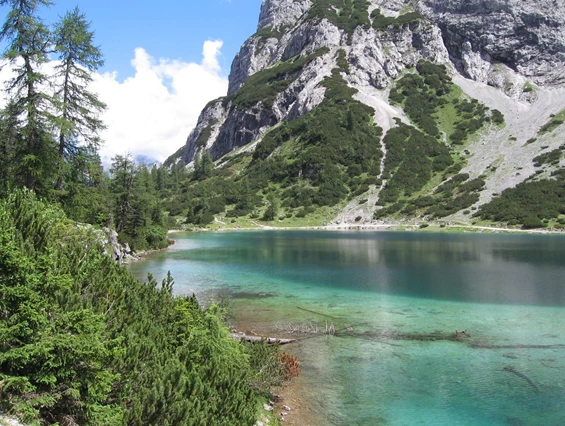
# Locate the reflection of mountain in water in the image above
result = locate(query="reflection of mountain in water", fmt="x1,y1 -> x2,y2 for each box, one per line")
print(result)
179,231 -> 565,306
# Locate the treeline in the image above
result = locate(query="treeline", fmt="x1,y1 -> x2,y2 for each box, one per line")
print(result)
0,190 -> 286,425
158,58 -> 503,227
0,0 -> 167,252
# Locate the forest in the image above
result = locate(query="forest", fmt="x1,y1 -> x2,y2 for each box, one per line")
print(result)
0,1 -> 290,424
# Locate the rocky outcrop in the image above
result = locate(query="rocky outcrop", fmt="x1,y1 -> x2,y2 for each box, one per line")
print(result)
347,21 -> 449,90
229,0 -> 313,95
258,0 -> 312,30
100,228 -> 140,264
418,0 -> 565,88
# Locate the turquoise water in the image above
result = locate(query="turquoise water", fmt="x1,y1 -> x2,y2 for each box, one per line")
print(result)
129,231 -> 565,425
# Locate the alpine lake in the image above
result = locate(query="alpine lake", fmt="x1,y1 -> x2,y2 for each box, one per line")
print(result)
129,230 -> 565,425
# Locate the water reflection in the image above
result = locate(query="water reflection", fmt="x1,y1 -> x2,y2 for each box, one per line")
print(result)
171,231 -> 565,306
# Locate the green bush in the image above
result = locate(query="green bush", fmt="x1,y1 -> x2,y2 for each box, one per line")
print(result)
391,61 -> 492,144
309,0 -> 371,42
477,176 -> 565,227
0,190 -> 264,425
533,149 -> 562,167
371,8 -> 425,29
379,122 -> 453,203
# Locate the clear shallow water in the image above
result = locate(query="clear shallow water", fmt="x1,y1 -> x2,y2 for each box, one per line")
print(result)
129,231 -> 565,425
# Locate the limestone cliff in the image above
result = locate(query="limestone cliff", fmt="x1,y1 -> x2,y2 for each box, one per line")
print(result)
169,0 -> 565,226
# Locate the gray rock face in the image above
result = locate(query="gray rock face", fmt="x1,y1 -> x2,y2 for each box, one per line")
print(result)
182,99 -> 229,164
258,0 -> 312,31
174,0 -> 565,166
229,0 -> 313,96
419,0 -> 565,86
347,21 -> 449,90
209,105 -> 278,160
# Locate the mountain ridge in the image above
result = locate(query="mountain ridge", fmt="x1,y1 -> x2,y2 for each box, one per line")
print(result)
166,0 -> 565,229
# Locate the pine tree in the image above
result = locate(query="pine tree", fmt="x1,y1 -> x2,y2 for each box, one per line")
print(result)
262,190 -> 279,221
200,151 -> 214,180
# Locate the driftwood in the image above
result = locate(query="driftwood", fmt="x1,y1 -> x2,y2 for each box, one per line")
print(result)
503,366 -> 539,393
230,333 -> 296,345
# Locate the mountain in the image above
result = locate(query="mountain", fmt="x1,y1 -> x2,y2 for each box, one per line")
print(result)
167,0 -> 565,228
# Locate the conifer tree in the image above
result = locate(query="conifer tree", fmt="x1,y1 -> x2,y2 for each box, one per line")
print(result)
0,101 -> 21,196
0,0 -> 55,193
109,153 -> 136,233
52,6 -> 106,191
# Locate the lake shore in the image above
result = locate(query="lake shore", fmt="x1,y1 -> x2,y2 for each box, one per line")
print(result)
168,222 -> 565,236
230,318 -> 326,426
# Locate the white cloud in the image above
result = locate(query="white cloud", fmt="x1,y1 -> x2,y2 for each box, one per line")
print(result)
92,40 -> 228,164
0,42 -> 226,165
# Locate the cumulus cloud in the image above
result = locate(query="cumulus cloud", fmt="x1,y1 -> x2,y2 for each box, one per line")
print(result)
92,40 -> 228,164
0,42 -> 225,164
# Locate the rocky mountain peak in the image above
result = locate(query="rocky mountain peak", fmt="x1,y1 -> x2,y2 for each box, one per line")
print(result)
168,0 -> 565,229
258,0 -> 312,31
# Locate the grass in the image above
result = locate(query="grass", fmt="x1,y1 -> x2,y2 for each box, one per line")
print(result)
207,205 -> 340,230
538,108 -> 565,135
522,81 -> 536,93
433,85 -> 463,139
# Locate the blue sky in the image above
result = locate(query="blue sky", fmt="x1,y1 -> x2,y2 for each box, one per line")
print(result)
0,0 -> 264,162
40,0 -> 263,79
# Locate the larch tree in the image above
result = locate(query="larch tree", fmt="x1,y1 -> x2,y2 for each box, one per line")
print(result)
52,6 -> 106,192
